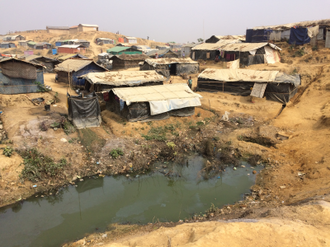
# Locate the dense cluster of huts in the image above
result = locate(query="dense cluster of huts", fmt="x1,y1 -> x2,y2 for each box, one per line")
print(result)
5,18 -> 327,126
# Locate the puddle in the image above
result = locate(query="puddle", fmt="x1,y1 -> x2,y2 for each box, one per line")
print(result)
0,156 -> 262,247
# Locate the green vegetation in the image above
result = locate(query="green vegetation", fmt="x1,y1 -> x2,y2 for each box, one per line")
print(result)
19,148 -> 69,182
34,81 -> 50,93
3,146 -> 13,157
110,148 -> 124,159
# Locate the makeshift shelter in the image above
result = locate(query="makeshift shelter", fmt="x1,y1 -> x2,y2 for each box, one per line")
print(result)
181,44 -> 198,57
106,46 -> 141,55
67,92 -> 101,129
27,41 -> 36,49
197,69 -> 300,104
56,53 -> 88,62
191,40 -> 241,60
18,40 -> 29,47
57,44 -> 86,54
205,35 -> 246,43
156,45 -> 170,50
67,39 -> 90,48
0,42 -> 16,49
124,37 -> 137,44
140,58 -> 199,78
55,40 -> 69,46
288,27 -> 311,45
247,19 -> 330,43
83,70 -> 165,92
95,38 -> 114,44
106,83 -> 202,122
35,42 -> 51,50
111,54 -> 148,70
55,59 -> 107,86
146,49 -> 179,58
25,55 -> 60,72
0,58 -> 44,94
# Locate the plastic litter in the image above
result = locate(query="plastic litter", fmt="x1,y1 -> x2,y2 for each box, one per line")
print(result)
60,138 -> 67,142
33,185 -> 37,188
233,167 -> 237,170
221,111 -> 230,121
217,176 -> 221,179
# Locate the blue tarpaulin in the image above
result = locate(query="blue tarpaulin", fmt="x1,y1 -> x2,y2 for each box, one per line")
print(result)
288,27 -> 310,45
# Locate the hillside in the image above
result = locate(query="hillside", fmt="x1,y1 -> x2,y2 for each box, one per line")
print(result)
0,30 -> 166,58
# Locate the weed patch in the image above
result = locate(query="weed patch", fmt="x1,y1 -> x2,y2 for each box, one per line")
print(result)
19,148 -> 69,182
110,148 -> 124,159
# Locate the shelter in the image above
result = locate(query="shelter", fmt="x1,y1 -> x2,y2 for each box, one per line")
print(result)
35,42 -> 51,50
18,40 -> 30,47
54,59 -> 107,87
78,24 -> 99,32
106,46 -> 141,55
95,38 -> 114,45
124,37 -> 137,44
83,70 -> 165,92
181,43 -> 198,57
146,49 -> 179,58
25,55 -> 60,72
156,45 -> 170,50
197,69 -> 300,104
57,44 -> 86,54
56,53 -> 88,62
55,40 -> 69,46
246,19 -> 330,43
67,92 -> 101,129
0,42 -> 16,49
111,54 -> 149,70
205,35 -> 246,43
191,42 -> 281,66
46,26 -> 70,34
3,35 -> 25,41
27,41 -> 36,48
106,83 -> 202,122
140,58 -> 199,78
67,39 -> 90,48
0,58 -> 44,94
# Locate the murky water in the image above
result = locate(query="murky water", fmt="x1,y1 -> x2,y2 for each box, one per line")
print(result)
0,156 -> 261,247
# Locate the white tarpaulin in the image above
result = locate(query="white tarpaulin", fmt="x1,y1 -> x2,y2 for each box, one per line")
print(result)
249,49 -> 257,55
307,25 -> 319,38
227,59 -> 240,69
198,69 -> 279,82
149,97 -> 201,115
264,46 -> 280,64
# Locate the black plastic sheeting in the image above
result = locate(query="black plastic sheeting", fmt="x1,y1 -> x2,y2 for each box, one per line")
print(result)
68,92 -> 101,129
198,75 -> 300,104
288,27 -> 311,45
245,29 -> 273,43
106,91 -> 195,122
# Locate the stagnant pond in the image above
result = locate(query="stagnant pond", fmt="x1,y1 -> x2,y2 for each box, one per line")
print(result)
0,156 -> 262,247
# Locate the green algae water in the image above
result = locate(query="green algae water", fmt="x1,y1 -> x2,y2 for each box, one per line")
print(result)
0,156 -> 262,247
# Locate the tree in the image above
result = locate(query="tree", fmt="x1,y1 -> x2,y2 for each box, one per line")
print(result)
197,38 -> 204,43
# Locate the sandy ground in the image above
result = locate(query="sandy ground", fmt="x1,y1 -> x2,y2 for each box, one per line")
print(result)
0,37 -> 330,246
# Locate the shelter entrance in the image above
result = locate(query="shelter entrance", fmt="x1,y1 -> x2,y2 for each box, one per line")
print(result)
169,63 -> 178,75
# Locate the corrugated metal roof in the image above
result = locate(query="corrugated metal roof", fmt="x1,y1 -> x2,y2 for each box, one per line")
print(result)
84,70 -> 165,86
112,83 -> 202,103
144,58 -> 198,66
107,46 -> 130,53
198,69 -> 279,82
55,59 -> 103,72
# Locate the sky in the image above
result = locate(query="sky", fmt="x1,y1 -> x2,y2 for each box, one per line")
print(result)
1,0 -> 329,43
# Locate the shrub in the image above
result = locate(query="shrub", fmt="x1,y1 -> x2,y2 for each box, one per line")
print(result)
3,146 -> 13,157
110,148 -> 124,159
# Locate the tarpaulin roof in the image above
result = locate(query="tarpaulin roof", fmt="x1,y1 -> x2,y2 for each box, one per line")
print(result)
107,46 -> 130,53
111,83 -> 202,104
56,54 -> 88,61
115,54 -> 149,61
219,42 -> 281,52
192,39 -> 242,50
0,57 -> 44,68
214,35 -> 246,41
198,68 -> 300,86
192,41 -> 280,52
55,59 -> 104,72
144,57 -> 198,66
83,70 -> 165,86
252,18 -> 330,30
79,24 -> 99,27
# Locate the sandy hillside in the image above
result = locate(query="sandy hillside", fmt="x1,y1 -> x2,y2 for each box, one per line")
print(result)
0,30 -> 166,58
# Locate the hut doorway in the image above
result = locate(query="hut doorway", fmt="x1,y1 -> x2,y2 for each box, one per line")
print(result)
169,63 -> 178,75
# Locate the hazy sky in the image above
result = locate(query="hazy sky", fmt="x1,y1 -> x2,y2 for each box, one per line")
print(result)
1,0 -> 329,43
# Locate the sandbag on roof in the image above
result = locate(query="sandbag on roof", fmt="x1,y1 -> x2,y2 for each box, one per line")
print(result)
83,70 -> 165,86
